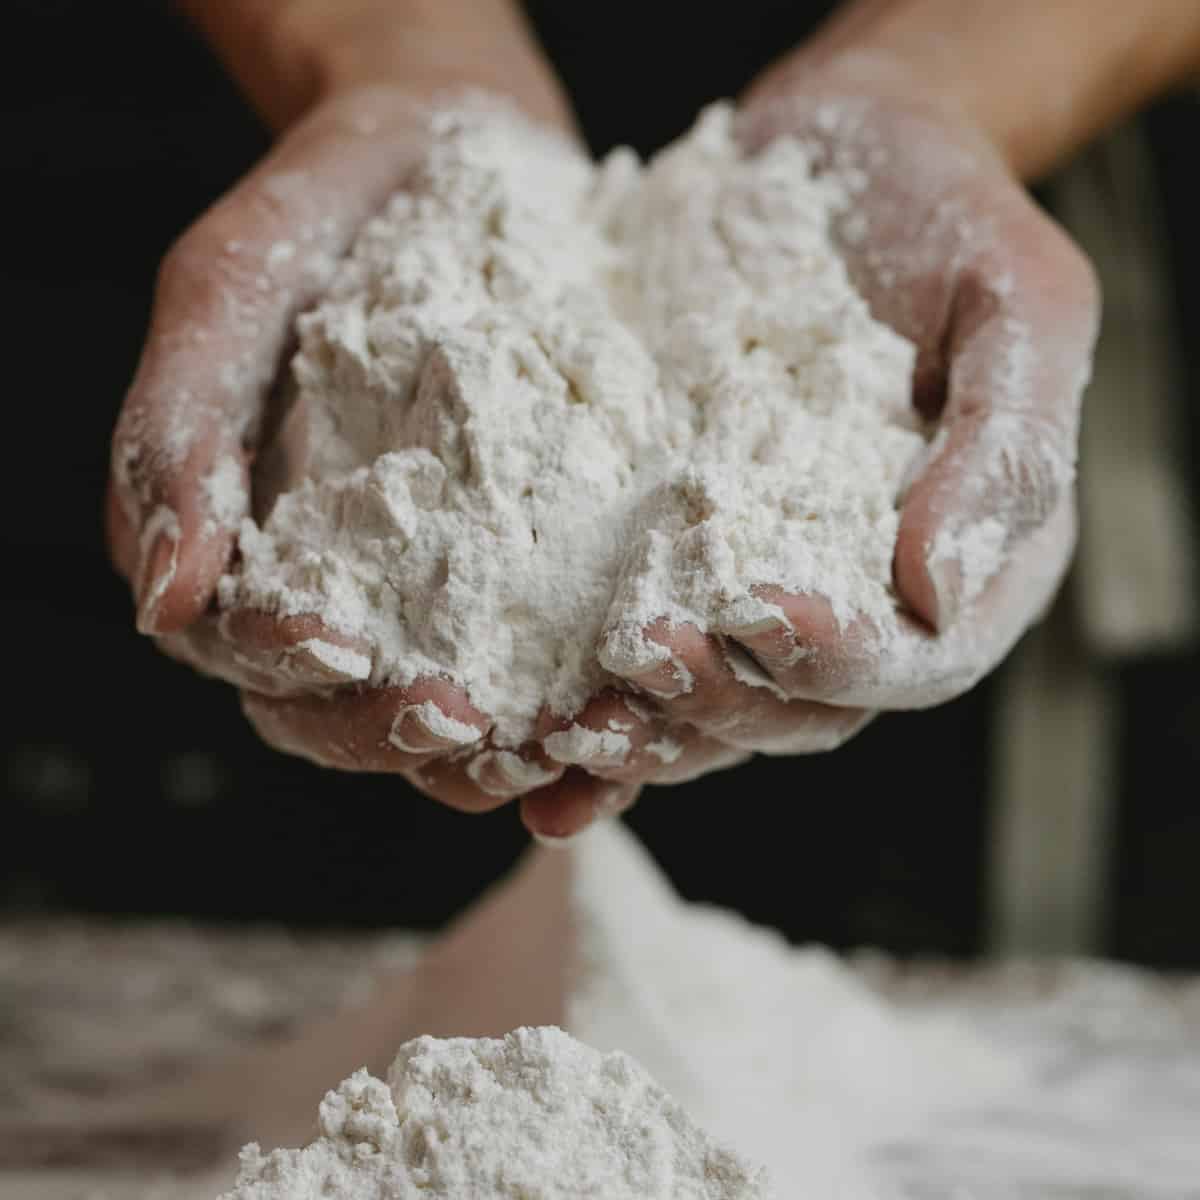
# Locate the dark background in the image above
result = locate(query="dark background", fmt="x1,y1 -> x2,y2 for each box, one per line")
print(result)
3,1 -> 1198,965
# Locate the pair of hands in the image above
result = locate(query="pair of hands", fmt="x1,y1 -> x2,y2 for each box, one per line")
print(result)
107,20 -> 1099,841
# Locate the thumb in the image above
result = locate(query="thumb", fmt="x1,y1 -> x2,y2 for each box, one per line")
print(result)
109,87 -> 439,633
894,206 -> 1100,631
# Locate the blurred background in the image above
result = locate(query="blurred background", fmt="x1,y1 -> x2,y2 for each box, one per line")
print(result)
3,0 -> 1198,968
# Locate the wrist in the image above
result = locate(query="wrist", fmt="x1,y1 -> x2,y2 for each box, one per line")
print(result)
178,0 -> 573,134
750,1 -> 1200,182
745,47 -> 1011,174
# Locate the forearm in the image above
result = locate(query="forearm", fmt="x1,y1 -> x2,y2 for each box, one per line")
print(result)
175,0 -> 572,132
753,0 -> 1200,179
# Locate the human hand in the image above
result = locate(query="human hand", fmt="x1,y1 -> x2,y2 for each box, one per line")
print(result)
106,3 -> 635,836
582,56 -> 1099,772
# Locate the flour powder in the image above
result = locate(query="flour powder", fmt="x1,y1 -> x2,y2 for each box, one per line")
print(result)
219,1025 -> 771,1199
223,99 -> 925,745
564,823 -> 1022,1198
211,823 -> 1027,1200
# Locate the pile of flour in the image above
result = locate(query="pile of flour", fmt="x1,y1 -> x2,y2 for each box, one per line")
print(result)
212,824 -> 1029,1200
224,99 -> 925,745
219,1025 -> 770,1199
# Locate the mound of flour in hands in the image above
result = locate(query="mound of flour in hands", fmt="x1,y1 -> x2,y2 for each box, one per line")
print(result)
220,1026 -> 770,1199
225,99 -> 925,747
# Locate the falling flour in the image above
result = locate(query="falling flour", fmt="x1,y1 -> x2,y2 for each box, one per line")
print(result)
219,1026 -> 771,1199
211,824 -> 1044,1200
563,824 -> 1024,1198
223,99 -> 926,746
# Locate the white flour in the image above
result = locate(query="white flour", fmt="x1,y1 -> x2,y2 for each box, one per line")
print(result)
219,1026 -> 770,1199
564,824 -> 1024,1198
210,825 -> 1037,1200
224,100 -> 925,745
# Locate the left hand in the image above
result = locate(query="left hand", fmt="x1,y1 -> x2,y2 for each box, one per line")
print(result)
552,56 -> 1099,810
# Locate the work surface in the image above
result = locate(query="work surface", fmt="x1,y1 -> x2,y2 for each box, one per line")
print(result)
3,919 -> 1199,1199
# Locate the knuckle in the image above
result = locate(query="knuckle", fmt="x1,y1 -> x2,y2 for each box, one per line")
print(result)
982,412 -> 1076,537
157,224 -> 263,324
156,233 -> 210,302
110,419 -> 163,506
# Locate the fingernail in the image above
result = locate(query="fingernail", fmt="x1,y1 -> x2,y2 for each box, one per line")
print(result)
389,708 -> 441,753
287,639 -> 372,684
720,641 -> 789,699
467,750 -> 558,797
543,724 -> 631,767
531,798 -> 622,850
720,591 -> 790,638
630,655 -> 693,700
596,627 -> 670,678
389,702 -> 482,754
725,614 -> 789,638
135,513 -> 180,635
928,559 -> 961,632
533,830 -> 576,850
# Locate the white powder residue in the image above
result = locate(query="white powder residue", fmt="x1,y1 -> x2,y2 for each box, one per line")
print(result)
645,737 -> 685,765
929,513 -> 1010,608
720,642 -> 789,699
136,504 -> 181,631
465,749 -> 557,796
265,241 -> 297,273
219,1026 -> 771,1200
543,724 -> 632,765
566,824 -> 1025,1198
388,699 -> 481,752
292,639 -> 372,683
201,457 -> 247,535
222,99 -> 926,746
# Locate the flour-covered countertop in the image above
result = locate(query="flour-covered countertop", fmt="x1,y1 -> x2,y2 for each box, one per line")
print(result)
4,893 -> 1199,1197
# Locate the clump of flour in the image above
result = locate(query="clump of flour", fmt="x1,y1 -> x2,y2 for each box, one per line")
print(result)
224,99 -> 924,745
219,1026 -> 771,1199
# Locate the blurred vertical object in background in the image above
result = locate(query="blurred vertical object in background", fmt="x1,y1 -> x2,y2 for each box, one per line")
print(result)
988,104 -> 1200,960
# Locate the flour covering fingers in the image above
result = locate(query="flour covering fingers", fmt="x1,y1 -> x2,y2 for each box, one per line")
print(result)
111,90 -> 452,636
219,97 -> 942,749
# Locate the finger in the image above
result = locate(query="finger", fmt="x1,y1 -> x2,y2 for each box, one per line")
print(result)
883,498 -> 1079,707
156,616 -> 303,697
220,609 -> 376,688
412,745 -> 563,814
240,677 -> 488,776
894,200 -> 1100,632
745,501 -> 1076,710
154,609 -> 378,695
537,691 -> 759,789
637,725 -> 756,785
105,480 -> 140,584
110,89 -> 439,635
536,690 -> 675,782
519,770 -> 639,844
606,618 -> 871,754
539,717 -> 757,788
729,586 -> 892,706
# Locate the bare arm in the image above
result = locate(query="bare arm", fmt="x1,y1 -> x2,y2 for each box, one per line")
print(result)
174,0 -> 573,133
752,0 -> 1200,179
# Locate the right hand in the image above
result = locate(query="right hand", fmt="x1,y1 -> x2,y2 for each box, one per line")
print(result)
107,5 -> 648,834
